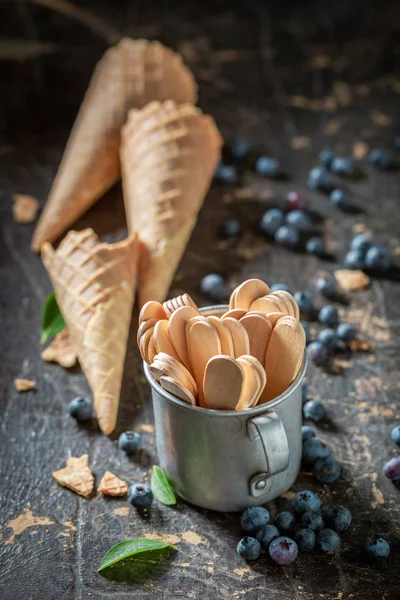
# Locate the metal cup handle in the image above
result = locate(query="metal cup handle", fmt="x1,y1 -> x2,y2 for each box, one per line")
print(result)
247,412 -> 290,497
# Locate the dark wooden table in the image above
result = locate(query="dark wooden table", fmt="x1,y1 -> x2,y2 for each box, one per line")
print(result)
1,2 -> 400,599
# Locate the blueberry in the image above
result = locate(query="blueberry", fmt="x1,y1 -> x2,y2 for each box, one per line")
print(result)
68,396 -> 92,422
220,218 -> 242,238
368,149 -> 393,170
237,536 -> 261,561
314,456 -> 341,483
364,535 -> 390,559
365,246 -> 391,270
331,157 -> 355,176
307,342 -> 329,366
302,425 -> 316,442
344,249 -> 365,269
391,425 -> 400,446
315,276 -> 336,298
231,138 -> 250,160
330,188 -> 350,208
307,166 -> 333,191
318,328 -> 338,350
301,383 -> 308,404
322,505 -> 352,533
317,529 -> 341,551
256,524 -> 280,550
286,191 -> 309,211
285,210 -> 312,232
275,511 -> 296,535
255,156 -> 281,177
260,209 -> 285,236
351,234 -> 372,254
306,237 -> 325,256
269,536 -> 298,565
294,528 -> 316,551
241,507 -> 270,535
200,274 -> 227,301
383,456 -> 400,480
292,490 -> 321,514
303,400 -> 326,422
300,510 -> 325,532
336,322 -> 356,341
318,305 -> 339,326
270,283 -> 291,293
302,438 -> 330,463
128,483 -> 153,508
214,162 -> 239,184
294,291 -> 313,313
118,431 -> 142,455
319,149 -> 336,169
274,225 -> 299,248
301,321 -> 311,345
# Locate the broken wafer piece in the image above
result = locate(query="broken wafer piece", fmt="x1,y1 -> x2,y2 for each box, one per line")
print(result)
41,329 -> 77,368
14,378 -> 36,392
52,454 -> 94,497
335,269 -> 370,291
12,194 -> 40,224
98,471 -> 128,496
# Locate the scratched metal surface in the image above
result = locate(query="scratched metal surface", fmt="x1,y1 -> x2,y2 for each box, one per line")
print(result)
1,1 -> 400,599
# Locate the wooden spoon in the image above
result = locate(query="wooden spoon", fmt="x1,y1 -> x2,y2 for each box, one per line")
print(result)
236,357 -> 261,410
137,318 -> 158,346
139,327 -> 154,362
240,313 -> 273,364
151,353 -> 198,396
239,354 -> 267,399
221,308 -> 247,320
186,320 -> 222,406
250,295 -> 282,313
153,320 -> 179,360
168,305 -> 198,370
203,355 -> 244,410
222,318 -> 250,358
160,375 -> 196,406
233,279 -> 271,310
207,316 -> 235,357
229,287 -> 239,310
266,312 -> 285,326
271,291 -> 295,316
139,301 -> 167,324
261,317 -> 306,403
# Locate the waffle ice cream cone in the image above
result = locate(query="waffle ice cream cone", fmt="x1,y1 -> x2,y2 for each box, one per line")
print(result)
120,100 -> 222,306
42,229 -> 137,434
32,38 -> 197,252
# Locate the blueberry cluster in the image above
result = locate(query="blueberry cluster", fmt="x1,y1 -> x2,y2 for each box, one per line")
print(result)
301,423 -> 341,483
260,194 -> 326,255
237,493 -> 352,564
214,137 -> 282,185
383,423 -> 400,490
344,234 -> 391,271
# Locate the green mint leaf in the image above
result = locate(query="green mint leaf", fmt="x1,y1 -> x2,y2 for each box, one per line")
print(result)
151,466 -> 177,506
41,291 -> 66,344
97,538 -> 177,582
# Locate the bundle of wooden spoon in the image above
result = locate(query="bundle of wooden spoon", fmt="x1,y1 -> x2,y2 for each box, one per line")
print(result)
138,278 -> 306,410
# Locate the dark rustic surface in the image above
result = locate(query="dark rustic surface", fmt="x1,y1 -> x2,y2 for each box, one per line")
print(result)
1,2 -> 400,599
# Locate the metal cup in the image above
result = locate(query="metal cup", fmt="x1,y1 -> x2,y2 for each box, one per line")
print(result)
143,305 -> 307,512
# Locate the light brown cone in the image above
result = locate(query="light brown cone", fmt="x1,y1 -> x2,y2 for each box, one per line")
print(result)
42,229 -> 137,434
120,100 -> 222,306
32,38 -> 197,251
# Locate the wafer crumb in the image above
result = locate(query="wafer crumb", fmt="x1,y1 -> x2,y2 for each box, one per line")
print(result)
335,269 -> 370,291
98,471 -> 128,497
41,329 -> 77,368
12,194 -> 40,224
349,339 -> 373,352
52,455 -> 94,497
14,378 -> 36,392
